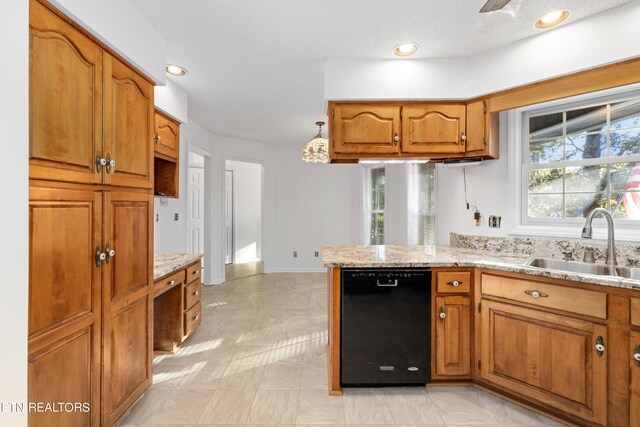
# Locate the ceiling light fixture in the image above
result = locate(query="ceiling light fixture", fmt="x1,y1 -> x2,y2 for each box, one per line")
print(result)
301,121 -> 329,164
393,43 -> 418,57
165,64 -> 188,76
535,9 -> 569,29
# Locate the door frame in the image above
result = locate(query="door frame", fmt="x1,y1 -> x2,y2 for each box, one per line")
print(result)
221,156 -> 266,283
224,169 -> 234,265
186,143 -> 212,285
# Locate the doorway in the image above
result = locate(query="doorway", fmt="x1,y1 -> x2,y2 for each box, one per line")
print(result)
187,151 -> 205,254
224,159 -> 263,281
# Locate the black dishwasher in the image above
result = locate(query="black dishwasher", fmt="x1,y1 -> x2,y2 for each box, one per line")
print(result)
341,268 -> 431,386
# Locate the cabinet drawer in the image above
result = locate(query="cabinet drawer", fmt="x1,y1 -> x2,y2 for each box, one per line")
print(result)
436,272 -> 471,293
153,270 -> 185,298
184,302 -> 201,338
186,262 -> 201,284
482,274 -> 607,319
184,279 -> 201,310
632,298 -> 640,327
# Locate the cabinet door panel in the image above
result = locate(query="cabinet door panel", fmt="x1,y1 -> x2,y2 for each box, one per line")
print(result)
104,192 -> 152,300
29,326 -> 100,427
102,190 -> 152,424
332,105 -> 401,154
107,296 -> 152,417
155,110 -> 180,159
29,187 -> 101,337
29,0 -> 103,184
465,100 -> 488,155
631,330 -> 640,427
402,105 -> 466,154
480,300 -> 607,425
435,296 -> 471,377
104,54 -> 154,188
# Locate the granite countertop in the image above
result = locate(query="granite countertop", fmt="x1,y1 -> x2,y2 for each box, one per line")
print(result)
154,253 -> 203,280
322,245 -> 640,291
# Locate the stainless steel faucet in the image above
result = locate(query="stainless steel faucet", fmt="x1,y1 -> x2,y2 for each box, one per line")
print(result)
581,207 -> 617,265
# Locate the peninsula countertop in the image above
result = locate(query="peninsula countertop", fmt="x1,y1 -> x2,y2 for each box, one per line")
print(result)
154,253 -> 203,280
322,245 -> 640,291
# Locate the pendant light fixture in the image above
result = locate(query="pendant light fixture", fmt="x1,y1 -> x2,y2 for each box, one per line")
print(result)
301,121 -> 329,163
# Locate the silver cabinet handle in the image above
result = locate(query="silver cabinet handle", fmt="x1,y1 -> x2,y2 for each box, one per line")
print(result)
524,290 -> 548,298
393,133 -> 400,145
95,246 -> 105,267
439,306 -> 446,320
96,151 -> 106,173
447,280 -> 462,287
595,336 -> 605,357
634,344 -> 640,367
166,280 -> 175,286
461,132 -> 467,145
106,152 -> 115,174
105,243 -> 115,264
376,279 -> 398,287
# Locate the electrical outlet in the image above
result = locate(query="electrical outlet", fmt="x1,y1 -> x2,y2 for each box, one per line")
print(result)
314,251 -> 319,257
174,213 -> 179,221
293,251 -> 298,258
155,213 -> 159,222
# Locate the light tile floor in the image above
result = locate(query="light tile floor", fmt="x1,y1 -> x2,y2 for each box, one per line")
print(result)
118,273 -> 566,427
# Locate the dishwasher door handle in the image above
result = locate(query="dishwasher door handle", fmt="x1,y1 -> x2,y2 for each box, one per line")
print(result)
376,279 -> 399,287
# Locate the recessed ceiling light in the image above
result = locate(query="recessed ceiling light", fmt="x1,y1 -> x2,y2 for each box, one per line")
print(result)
165,64 -> 188,76
535,9 -> 569,29
393,43 -> 418,57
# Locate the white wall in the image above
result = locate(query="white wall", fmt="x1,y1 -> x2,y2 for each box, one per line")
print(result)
271,146 -> 360,271
155,80 -> 189,123
325,1 -> 640,101
0,0 -> 28,425
436,113 -> 510,244
49,0 -> 168,83
226,160 -> 262,263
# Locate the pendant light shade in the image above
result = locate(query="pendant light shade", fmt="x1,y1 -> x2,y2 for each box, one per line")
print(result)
301,121 -> 329,163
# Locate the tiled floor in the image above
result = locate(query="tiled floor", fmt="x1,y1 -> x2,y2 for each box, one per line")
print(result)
118,273 -> 565,426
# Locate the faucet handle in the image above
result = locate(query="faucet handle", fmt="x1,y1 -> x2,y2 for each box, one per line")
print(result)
583,245 -> 596,264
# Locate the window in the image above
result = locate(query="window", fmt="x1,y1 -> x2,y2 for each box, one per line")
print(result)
363,166 -> 385,244
522,94 -> 640,225
415,163 -> 436,245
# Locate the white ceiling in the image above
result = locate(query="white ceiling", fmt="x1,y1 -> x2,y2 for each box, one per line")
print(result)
129,0 -> 632,146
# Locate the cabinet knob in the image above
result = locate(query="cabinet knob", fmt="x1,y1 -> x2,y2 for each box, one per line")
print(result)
155,133 -> 161,143
393,133 -> 399,145
166,280 -> 175,286
595,336 -> 605,357
461,132 -> 467,144
524,290 -> 548,298
192,291 -> 199,296
192,314 -> 199,321
634,344 -> 640,367
95,246 -> 106,267
447,280 -> 461,287
96,151 -> 106,173
105,243 -> 115,264
439,306 -> 446,320
105,153 -> 115,174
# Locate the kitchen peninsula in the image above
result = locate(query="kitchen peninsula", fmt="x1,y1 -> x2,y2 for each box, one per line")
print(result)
323,237 -> 640,427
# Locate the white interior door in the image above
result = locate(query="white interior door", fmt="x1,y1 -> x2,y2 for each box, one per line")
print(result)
187,166 -> 205,254
225,170 -> 234,264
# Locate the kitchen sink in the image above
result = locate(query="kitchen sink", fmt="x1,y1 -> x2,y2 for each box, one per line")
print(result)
524,257 -> 640,280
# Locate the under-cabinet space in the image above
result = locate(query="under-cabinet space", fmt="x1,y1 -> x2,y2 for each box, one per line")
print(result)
154,157 -> 179,198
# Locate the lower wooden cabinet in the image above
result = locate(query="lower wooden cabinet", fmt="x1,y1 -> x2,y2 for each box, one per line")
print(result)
479,299 -> 608,425
631,329 -> 640,427
434,296 -> 471,377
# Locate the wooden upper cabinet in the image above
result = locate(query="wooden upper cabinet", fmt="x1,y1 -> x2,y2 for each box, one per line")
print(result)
154,110 -> 180,159
465,99 -> 499,158
29,0 -> 103,184
402,104 -> 466,155
104,54 -> 154,189
331,105 -> 401,154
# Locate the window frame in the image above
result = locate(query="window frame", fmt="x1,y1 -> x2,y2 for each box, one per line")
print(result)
362,164 -> 386,245
508,83 -> 640,242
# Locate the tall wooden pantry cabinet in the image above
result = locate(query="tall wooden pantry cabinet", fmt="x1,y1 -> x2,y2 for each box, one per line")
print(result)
28,0 -> 154,425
